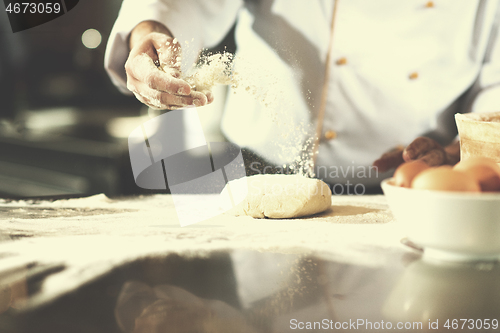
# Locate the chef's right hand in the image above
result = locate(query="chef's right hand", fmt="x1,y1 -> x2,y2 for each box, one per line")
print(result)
125,25 -> 211,110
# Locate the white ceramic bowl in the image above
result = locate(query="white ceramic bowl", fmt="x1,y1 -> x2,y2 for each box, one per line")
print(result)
381,178 -> 500,261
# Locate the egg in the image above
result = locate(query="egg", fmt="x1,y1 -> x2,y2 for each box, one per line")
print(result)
393,160 -> 430,188
453,157 -> 500,192
411,166 -> 480,192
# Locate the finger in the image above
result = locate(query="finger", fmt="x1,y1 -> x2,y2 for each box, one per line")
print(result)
131,77 -> 209,109
207,92 -> 214,104
418,149 -> 447,167
444,141 -> 460,165
147,71 -> 191,95
127,54 -> 191,95
161,66 -> 182,79
201,90 -> 214,104
372,149 -> 404,173
129,76 -> 176,109
403,137 -> 442,161
133,93 -> 184,111
133,80 -> 198,108
190,91 -> 208,106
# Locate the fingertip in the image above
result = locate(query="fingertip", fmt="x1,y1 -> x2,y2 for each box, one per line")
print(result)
402,151 -> 413,163
200,94 -> 208,105
403,147 -> 415,160
193,95 -> 208,107
206,91 -> 214,104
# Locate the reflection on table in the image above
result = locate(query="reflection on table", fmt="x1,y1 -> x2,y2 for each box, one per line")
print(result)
1,249 -> 499,332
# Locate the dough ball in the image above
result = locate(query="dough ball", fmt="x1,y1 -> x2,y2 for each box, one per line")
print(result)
222,174 -> 332,219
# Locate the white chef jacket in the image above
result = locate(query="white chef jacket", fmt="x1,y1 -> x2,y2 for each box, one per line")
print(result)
105,0 -> 500,187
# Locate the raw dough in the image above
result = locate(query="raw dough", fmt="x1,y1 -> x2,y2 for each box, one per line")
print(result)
222,174 -> 332,219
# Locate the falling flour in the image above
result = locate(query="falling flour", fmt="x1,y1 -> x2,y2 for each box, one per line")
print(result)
143,43 -> 317,177
183,53 -> 235,92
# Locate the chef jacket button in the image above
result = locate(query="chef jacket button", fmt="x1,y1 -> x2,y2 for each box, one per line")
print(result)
325,130 -> 337,140
425,1 -> 435,8
409,72 -> 419,80
336,57 -> 347,66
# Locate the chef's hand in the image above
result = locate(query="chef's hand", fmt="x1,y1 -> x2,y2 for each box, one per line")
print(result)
125,21 -> 213,110
373,137 -> 460,172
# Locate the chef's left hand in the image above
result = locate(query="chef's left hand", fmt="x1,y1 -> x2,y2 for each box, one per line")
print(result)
373,137 -> 460,172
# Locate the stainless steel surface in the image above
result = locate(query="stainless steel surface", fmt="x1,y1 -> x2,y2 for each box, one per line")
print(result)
0,249 -> 498,333
0,194 -> 497,332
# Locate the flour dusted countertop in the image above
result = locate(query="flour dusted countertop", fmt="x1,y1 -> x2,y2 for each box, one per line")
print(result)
0,194 -> 409,308
0,194 -> 402,254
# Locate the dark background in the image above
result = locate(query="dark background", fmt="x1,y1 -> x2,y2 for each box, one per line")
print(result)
0,0 -> 149,198
1,0 -> 138,116
0,0 -> 237,199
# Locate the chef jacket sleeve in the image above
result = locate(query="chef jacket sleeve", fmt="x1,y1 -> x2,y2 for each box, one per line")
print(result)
472,5 -> 500,113
104,0 -> 243,94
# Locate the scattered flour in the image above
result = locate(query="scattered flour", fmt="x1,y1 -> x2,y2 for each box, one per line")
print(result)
183,53 -> 235,92
149,41 -> 318,177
